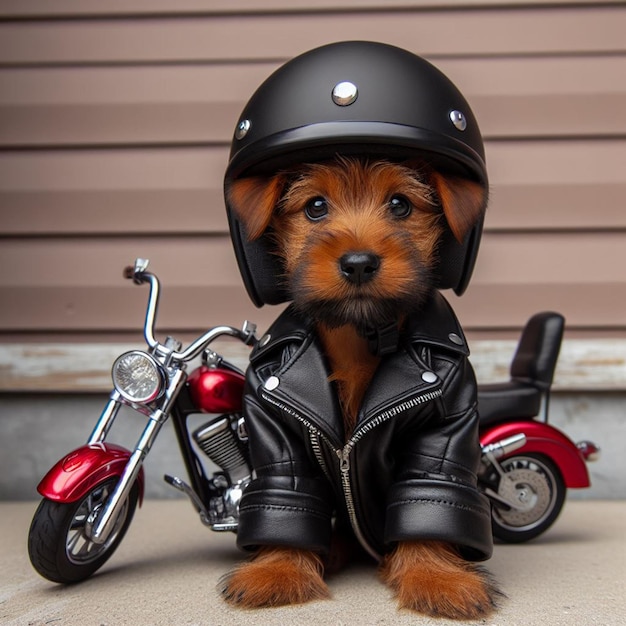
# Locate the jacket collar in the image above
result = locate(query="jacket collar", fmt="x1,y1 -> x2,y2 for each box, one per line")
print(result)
251,291 -> 469,362
402,290 -> 470,357
250,292 -> 468,444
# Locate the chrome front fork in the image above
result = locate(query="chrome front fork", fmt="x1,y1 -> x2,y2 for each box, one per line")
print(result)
88,392 -> 123,444
88,369 -> 187,545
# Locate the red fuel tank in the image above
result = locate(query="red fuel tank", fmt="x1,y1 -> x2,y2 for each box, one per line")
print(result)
187,366 -> 245,413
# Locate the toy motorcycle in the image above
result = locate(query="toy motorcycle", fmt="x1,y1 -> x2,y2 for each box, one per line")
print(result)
28,259 -> 599,584
28,259 -> 255,584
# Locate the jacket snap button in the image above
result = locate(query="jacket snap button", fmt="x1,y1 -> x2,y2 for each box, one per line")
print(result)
259,333 -> 271,347
264,376 -> 280,390
421,371 -> 437,383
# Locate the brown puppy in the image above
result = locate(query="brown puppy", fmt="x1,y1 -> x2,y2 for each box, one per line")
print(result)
222,157 -> 499,618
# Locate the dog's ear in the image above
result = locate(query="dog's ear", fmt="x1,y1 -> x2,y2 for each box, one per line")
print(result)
226,175 -> 285,241
429,170 -> 487,242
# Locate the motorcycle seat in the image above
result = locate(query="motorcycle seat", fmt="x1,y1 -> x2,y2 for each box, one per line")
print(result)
476,311 -> 564,427
478,381 -> 542,426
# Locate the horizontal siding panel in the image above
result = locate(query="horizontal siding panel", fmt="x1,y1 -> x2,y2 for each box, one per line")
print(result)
454,283 -> 626,331
484,140 -> 626,186
0,147 -> 225,191
0,64 -> 270,105
0,234 -> 624,332
3,231 -> 622,288
472,93 -> 625,139
1,283 -> 624,335
3,182 -> 625,236
0,189 -> 225,235
1,56 -> 625,147
1,142 -> 622,189
471,232 -> 626,285
0,94 -> 620,146
486,184 -> 626,232
0,7 -> 624,66
0,102 -> 238,147
1,141 -> 624,234
3,232 -> 624,287
1,143 -> 623,192
0,285 -> 273,333
440,55 -> 626,97
0,237 -> 241,287
3,55 -> 622,103
2,0 -> 622,19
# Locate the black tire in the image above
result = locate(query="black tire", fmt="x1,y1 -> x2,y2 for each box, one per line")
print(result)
487,453 -> 566,543
28,478 -> 139,583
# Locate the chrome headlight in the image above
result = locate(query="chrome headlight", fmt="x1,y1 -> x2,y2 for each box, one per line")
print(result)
112,351 -> 165,403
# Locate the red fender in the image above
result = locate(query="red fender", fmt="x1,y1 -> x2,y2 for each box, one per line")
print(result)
480,421 -> 590,489
37,442 -> 145,505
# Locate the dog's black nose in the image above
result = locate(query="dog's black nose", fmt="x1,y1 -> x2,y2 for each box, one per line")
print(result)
340,252 -> 380,285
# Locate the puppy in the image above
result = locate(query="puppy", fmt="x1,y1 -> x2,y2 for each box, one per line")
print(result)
222,157 -> 500,619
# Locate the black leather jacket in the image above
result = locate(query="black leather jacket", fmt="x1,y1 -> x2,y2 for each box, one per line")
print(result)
236,291 -> 493,562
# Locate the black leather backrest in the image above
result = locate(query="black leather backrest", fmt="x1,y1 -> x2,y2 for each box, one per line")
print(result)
510,312 -> 565,389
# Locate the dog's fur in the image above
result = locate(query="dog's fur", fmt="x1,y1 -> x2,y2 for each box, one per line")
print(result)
222,157 -> 500,619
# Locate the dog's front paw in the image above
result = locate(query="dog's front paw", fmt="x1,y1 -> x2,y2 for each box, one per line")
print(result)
380,541 -> 502,620
221,547 -> 330,608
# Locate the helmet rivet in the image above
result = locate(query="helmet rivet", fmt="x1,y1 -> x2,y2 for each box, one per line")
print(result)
235,119 -> 251,140
332,81 -> 358,106
450,110 -> 467,131
448,332 -> 464,346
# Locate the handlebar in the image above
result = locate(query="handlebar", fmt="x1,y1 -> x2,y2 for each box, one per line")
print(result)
176,323 -> 257,362
124,258 -> 257,362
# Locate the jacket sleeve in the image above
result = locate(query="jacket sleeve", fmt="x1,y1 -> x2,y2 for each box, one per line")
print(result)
235,375 -> 335,555
383,350 -> 494,561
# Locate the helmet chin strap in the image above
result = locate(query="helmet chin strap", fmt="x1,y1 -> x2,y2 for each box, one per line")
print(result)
364,321 -> 400,356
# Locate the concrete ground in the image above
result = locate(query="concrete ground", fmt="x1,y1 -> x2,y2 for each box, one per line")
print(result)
1,499 -> 624,626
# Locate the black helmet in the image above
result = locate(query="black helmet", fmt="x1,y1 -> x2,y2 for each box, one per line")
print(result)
224,41 -> 487,307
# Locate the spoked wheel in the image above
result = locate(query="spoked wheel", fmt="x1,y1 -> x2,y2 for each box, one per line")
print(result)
28,478 -> 139,583
486,453 -> 566,543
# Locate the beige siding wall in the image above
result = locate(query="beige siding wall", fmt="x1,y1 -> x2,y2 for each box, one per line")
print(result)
0,1 -> 625,365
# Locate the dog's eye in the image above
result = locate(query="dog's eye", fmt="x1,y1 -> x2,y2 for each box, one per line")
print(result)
304,197 -> 329,221
388,195 -> 413,218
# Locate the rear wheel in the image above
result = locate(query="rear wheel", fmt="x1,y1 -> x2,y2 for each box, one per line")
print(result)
486,453 -> 566,543
28,478 -> 139,583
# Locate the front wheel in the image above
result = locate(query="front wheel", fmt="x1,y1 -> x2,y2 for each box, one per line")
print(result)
28,478 -> 139,583
485,453 -> 566,543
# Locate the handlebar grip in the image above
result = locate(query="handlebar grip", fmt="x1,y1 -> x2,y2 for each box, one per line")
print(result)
124,259 -> 151,285
241,321 -> 258,346
123,266 -> 135,280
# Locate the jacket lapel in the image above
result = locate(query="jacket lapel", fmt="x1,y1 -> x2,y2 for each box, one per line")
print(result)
251,307 -> 345,445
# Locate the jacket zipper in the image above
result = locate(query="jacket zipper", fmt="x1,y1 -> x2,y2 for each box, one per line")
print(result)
261,387 -> 443,562
336,446 -> 380,561
260,391 -> 337,465
337,387 -> 444,561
